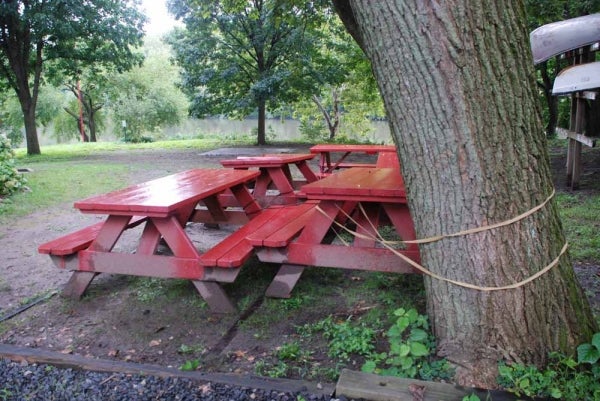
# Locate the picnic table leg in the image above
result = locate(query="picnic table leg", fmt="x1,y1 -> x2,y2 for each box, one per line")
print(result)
266,166 -> 295,196
295,161 -> 318,183
265,264 -> 305,298
192,281 -> 237,313
265,201 -> 343,298
62,272 -> 98,299
382,203 -> 419,252
67,215 -> 132,298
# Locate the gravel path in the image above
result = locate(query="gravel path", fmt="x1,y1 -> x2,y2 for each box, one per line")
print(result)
0,359 -> 338,401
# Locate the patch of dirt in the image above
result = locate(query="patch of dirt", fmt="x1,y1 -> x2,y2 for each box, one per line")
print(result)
0,144 -> 598,383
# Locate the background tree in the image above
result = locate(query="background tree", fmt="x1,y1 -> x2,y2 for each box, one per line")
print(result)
0,0 -> 146,155
0,85 -> 67,147
166,0 -> 326,145
61,74 -> 107,143
333,0 -> 597,388
106,38 -> 188,142
292,16 -> 385,142
525,0 -> 600,137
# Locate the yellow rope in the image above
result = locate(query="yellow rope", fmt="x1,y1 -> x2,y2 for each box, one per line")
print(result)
315,188 -> 567,291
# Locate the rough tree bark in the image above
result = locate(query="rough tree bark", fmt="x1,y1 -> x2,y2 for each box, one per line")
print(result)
333,0 -> 597,387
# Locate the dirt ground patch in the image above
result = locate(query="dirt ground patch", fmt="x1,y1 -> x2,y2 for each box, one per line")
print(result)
0,144 -> 599,384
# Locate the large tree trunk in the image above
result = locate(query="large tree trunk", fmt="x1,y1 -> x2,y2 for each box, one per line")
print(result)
20,96 -> 41,156
333,0 -> 597,388
257,98 -> 267,145
539,61 -> 559,137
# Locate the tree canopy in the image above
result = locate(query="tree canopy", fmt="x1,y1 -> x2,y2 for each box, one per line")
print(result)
0,0 -> 146,154
166,0 -> 329,145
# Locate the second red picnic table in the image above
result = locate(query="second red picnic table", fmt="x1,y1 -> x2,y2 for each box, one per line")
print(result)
250,167 -> 421,298
220,153 -> 319,205
310,144 -> 397,175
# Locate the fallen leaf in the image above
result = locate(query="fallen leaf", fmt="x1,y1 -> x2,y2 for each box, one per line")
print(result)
107,349 -> 119,357
408,383 -> 426,401
149,339 -> 161,347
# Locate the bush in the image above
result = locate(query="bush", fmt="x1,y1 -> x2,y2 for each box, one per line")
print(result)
0,134 -> 27,198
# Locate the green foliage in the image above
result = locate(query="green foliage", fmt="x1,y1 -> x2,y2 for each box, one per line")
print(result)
0,134 -> 27,197
292,16 -> 385,143
166,0 -> 329,143
310,316 -> 376,361
497,334 -> 600,400
254,360 -> 289,378
462,395 -> 481,401
276,342 -> 312,363
178,343 -> 204,355
0,388 -> 12,401
362,308 -> 453,380
107,39 -> 188,142
179,359 -> 200,371
0,0 -> 147,153
578,333 -> 600,365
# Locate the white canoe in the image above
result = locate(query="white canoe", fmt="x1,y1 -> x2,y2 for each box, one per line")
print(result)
530,14 -> 600,65
552,61 -> 600,95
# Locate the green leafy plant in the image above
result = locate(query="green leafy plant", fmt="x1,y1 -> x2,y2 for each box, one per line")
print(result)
362,308 -> 453,380
578,333 -> 600,365
254,360 -> 289,378
313,316 -> 376,361
276,342 -> 312,363
179,359 -> 200,371
498,333 -> 600,400
0,134 -> 27,198
178,343 -> 204,355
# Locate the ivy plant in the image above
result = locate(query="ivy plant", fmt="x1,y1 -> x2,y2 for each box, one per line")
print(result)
497,332 -> 600,400
362,308 -> 453,380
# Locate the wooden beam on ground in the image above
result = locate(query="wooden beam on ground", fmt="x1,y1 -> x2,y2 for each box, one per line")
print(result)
335,369 -> 528,401
0,344 -> 334,396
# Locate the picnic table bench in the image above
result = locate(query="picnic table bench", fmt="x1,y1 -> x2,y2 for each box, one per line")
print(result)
38,168 -> 262,313
220,153 -> 318,206
310,144 -> 397,174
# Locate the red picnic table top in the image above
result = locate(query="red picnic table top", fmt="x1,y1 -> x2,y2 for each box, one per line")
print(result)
299,166 -> 406,201
220,153 -> 315,167
75,169 -> 260,217
309,144 -> 397,174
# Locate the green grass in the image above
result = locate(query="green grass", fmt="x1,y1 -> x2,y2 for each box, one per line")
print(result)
0,162 -> 131,222
556,193 -> 600,262
13,137 -> 257,162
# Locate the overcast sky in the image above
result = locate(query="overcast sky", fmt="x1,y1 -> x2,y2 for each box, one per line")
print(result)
141,0 -> 180,36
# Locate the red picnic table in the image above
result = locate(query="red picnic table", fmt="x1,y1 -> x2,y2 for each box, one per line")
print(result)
38,168 -> 262,313
249,167 -> 421,298
310,144 -> 397,175
220,153 -> 319,205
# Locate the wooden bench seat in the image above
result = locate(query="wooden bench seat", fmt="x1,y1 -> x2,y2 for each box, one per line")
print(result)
199,201 -> 319,268
39,216 -> 148,256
